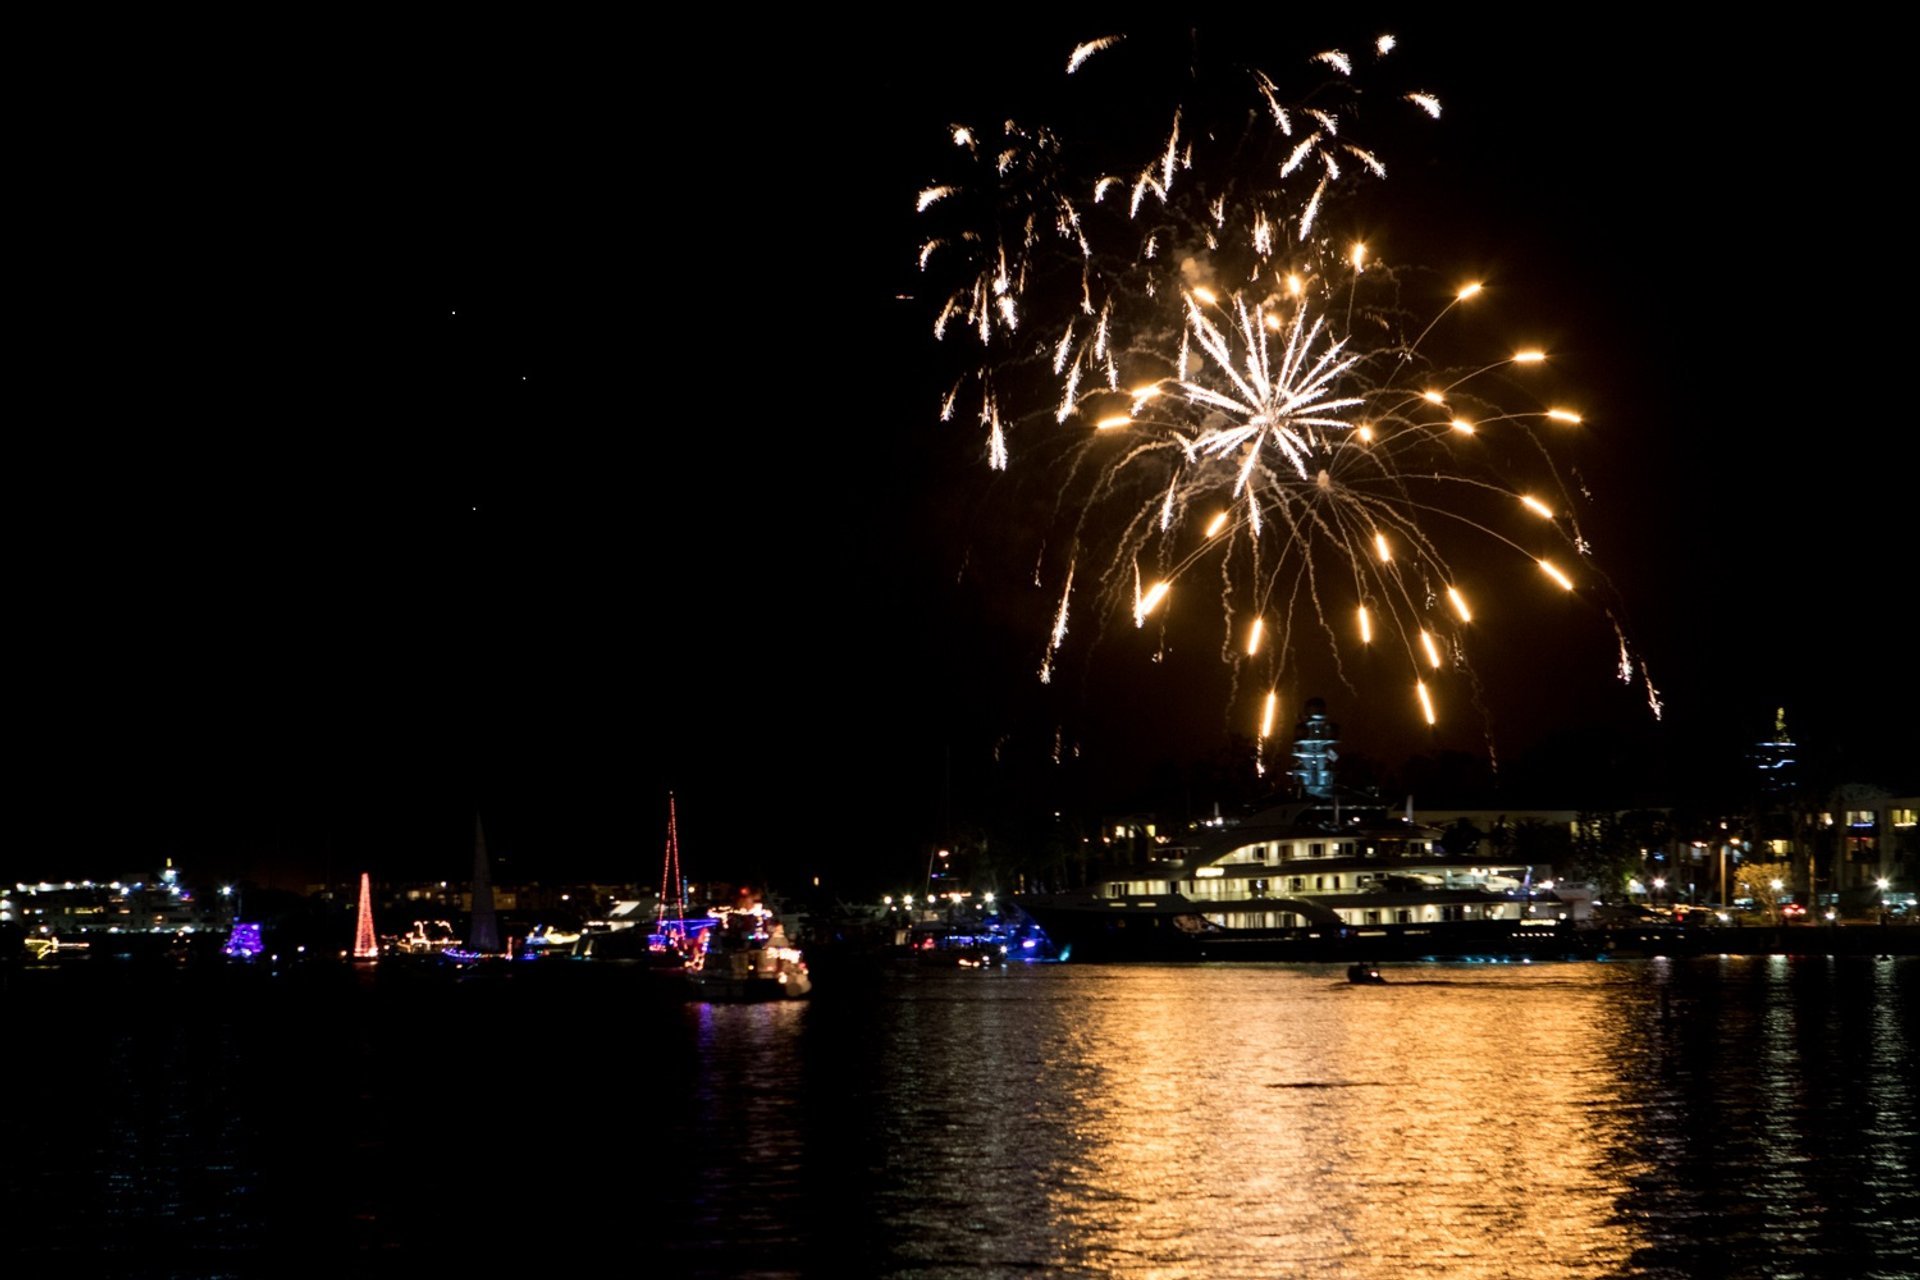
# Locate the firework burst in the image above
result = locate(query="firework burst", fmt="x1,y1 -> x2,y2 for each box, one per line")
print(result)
917,29 -> 1658,758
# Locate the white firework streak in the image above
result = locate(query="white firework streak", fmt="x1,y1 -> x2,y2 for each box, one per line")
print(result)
1056,359 -> 1083,423
1407,92 -> 1442,118
1050,562 -> 1075,650
1067,35 -> 1123,74
983,394 -> 1007,470
1346,145 -> 1387,178
1180,294 -> 1364,491
1314,49 -> 1352,76
1255,73 -> 1292,131
1159,109 -> 1182,191
1298,177 -> 1327,239
1281,132 -> 1321,178
1130,167 -> 1164,217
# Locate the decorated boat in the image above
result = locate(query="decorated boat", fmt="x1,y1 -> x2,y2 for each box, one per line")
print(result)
1018,799 -> 1590,963
685,902 -> 812,1000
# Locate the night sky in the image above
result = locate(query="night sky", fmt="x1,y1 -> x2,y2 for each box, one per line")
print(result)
15,17 -> 1912,892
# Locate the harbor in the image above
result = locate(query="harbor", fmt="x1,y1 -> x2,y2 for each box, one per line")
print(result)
10,13 -> 1918,1278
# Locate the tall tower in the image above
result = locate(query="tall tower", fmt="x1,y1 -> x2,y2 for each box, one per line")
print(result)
1291,698 -> 1339,799
352,871 -> 379,960
1751,707 -> 1798,800
469,815 -> 500,953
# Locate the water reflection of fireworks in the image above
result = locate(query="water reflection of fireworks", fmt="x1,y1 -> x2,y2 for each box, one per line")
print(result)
918,31 -> 1658,765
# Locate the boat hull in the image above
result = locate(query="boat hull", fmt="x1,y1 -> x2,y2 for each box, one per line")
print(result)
1018,894 -> 1591,963
684,947 -> 813,1001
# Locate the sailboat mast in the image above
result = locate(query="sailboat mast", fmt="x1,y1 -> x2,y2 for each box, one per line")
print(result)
659,792 -> 686,933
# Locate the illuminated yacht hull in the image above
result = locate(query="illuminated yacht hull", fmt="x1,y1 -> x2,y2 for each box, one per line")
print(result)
1020,802 -> 1585,963
1017,892 -> 1578,963
685,947 -> 813,1001
684,905 -> 813,1001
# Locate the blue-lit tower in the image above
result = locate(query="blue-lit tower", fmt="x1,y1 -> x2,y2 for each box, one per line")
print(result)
1290,698 -> 1339,800
1751,707 -> 1798,800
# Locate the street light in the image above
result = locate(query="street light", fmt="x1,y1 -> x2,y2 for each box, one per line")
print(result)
1771,878 -> 1784,926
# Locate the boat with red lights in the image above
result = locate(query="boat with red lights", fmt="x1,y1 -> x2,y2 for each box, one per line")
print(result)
685,903 -> 812,1000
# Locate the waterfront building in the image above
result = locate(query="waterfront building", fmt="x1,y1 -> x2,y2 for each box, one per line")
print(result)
1809,786 -> 1918,911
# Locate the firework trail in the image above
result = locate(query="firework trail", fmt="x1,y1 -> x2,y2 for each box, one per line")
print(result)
917,29 -> 1659,756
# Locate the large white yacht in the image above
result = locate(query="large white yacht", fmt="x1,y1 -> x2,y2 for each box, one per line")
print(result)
1019,799 -> 1585,962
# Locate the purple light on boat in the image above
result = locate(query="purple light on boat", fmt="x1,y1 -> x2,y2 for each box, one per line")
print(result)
223,922 -> 263,958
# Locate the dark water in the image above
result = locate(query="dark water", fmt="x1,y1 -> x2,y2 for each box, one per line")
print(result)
7,955 -> 1917,1278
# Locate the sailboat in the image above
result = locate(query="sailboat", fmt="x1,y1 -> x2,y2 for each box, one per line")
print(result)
644,792 -> 701,968
655,793 -> 811,1000
684,891 -> 813,1001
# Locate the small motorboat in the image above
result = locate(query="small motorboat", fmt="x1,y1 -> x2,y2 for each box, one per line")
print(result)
1347,962 -> 1387,985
